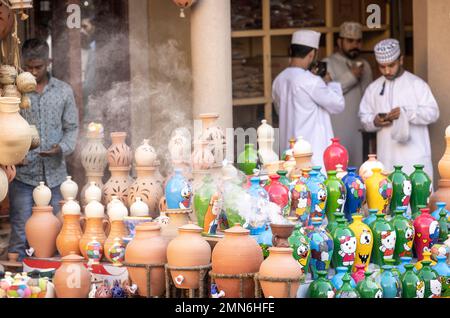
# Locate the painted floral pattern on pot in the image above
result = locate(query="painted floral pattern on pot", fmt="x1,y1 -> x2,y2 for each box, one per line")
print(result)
290,178 -> 311,227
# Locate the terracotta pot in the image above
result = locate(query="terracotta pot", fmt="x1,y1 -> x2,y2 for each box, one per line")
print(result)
104,220 -> 128,262
430,180 -> 450,213
108,132 -> 132,168
270,223 -> 295,248
130,197 -> 150,217
81,128 -> 107,172
3,85 -> 21,98
79,217 -> 109,260
125,223 -> 167,297
161,209 -> 192,242
56,214 -> 83,257
0,97 -> 32,166
60,176 -> 79,201
0,168 -> 7,202
53,253 -> 91,298
167,224 -> 211,289
258,247 -> 303,298
81,177 -> 103,207
128,167 -> 163,219
291,153 -> 313,178
102,166 -> 133,207
359,154 -> 385,182
0,5 -> 14,41
438,127 -> 450,179
323,138 -> 349,172
135,139 -> 157,167
211,225 -> 264,298
25,206 -> 61,258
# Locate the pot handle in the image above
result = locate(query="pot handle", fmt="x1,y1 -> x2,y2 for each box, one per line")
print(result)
80,216 -> 86,232
159,196 -> 167,212
103,218 -> 111,236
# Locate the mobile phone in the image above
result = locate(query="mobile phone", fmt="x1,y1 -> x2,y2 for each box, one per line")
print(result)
310,61 -> 327,78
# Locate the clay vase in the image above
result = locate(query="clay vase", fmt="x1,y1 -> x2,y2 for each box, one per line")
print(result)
211,225 -> 264,298
257,120 -> 279,165
83,182 -> 102,204
60,176 -> 79,202
265,175 -> 290,216
104,220 -> 128,263
102,167 -> 133,207
32,182 -> 52,207
332,218 -> 356,271
357,271 -> 383,298
167,224 -> 211,289
401,264 -> 424,298
342,167 -> 366,222
125,223 -> 167,297
307,218 -> 334,280
107,132 -> 132,168
324,171 -> 347,229
370,213 -> 397,266
323,138 -> 349,172
258,247 -> 303,298
165,169 -> 192,210
414,208 -> 440,261
135,139 -> 157,167
25,206 -> 61,258
410,165 -> 432,219
292,153 -> 313,178
390,209 -> 415,262
306,170 -> 328,224
161,210 -> 191,242
290,172 -> 311,226
128,166 -> 163,219
0,97 -> 32,166
365,168 -> 393,215
281,138 -> 296,162
56,214 -> 83,257
237,144 -> 258,176
418,261 -> 441,298
0,164 -> 16,183
0,4 -> 14,40
288,224 -> 311,275
53,253 -> 91,298
359,154 -> 385,182
348,215 -> 373,271
438,126 -> 450,179
192,141 -> 215,171
352,264 -> 367,284
79,217 -> 109,260
270,223 -> 295,248
308,271 -> 335,298
199,113 -> 226,166
388,166 -> 412,215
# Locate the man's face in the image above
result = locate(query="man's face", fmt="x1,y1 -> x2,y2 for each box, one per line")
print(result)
339,38 -> 363,59
378,57 -> 403,81
23,59 -> 49,83
81,18 -> 95,49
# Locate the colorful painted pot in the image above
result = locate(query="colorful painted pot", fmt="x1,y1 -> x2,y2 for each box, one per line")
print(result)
438,210 -> 449,242
415,251 -> 437,271
397,256 -> 413,275
352,264 -> 366,284
349,215 -> 373,271
359,154 -> 385,182
290,175 -> 311,226
331,267 -> 356,290
390,209 -> 415,262
410,165 -> 432,219
308,270 -> 335,298
323,138 -> 349,172
363,209 -> 379,227
418,261 -> 442,298
414,208 -> 440,261
370,213 -> 397,266
265,175 -> 290,217
431,202 -> 449,223
324,171 -> 347,229
312,166 -> 326,183
335,273 -> 360,298
342,167 -> 366,222
388,166 -> 411,216
433,256 -> 450,297
332,219 -> 356,271
307,218 -> 334,280
165,169 -> 192,210
288,224 -> 311,275
237,144 -> 258,176
401,264 -> 424,298
194,174 -> 217,230
357,271 -> 383,298
379,265 -> 401,298
365,168 -> 393,215
306,170 -> 328,224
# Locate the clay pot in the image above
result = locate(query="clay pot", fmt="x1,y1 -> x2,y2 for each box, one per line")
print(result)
125,223 -> 167,297
16,72 -> 37,94
130,197 -> 150,217
0,65 -> 17,85
270,223 -> 295,248
25,206 -> 61,258
81,128 -> 107,173
53,253 -> 91,298
211,225 -> 264,298
323,138 -> 349,172
291,153 -> 313,178
104,220 -> 128,263
293,136 -> 313,156
192,141 -> 215,171
413,208 -> 440,261
128,167 -> 163,219
167,224 -> 211,289
135,139 -> 157,167
359,154 -> 385,182
85,199 -> 105,218
2,85 -> 21,98
161,209 -> 192,242
258,247 -> 303,298
0,168 -> 7,202
61,198 -> 81,216
108,132 -> 132,168
83,182 -> 102,204
102,166 -> 133,207
0,165 -> 16,183
20,95 -> 31,110
107,197 -> 128,221
0,97 -> 32,166
0,5 -> 14,41
33,182 -> 52,207
430,180 -> 450,213
257,120 -> 279,165
79,217 -> 109,260
168,128 -> 191,164
29,125 -> 40,150
365,168 -> 393,215
199,113 -> 226,166
56,214 -> 83,257
60,176 -> 79,201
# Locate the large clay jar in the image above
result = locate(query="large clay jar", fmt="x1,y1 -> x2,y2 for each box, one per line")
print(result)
414,208 -> 440,261
211,225 -> 263,298
342,167 -> 366,222
161,210 -> 191,243
167,224 -> 211,289
324,171 -> 347,230
370,213 -> 397,266
102,167 -> 133,207
365,168 -> 393,215
258,247 -> 303,298
438,126 -> 450,179
307,218 -> 334,280
323,138 -> 349,172
165,169 -> 192,210
25,206 -> 61,258
79,217 -> 109,260
56,214 -> 83,257
0,97 -> 31,166
53,253 -> 91,298
390,209 -> 415,262
359,154 -> 385,182
410,165 -> 432,219
306,170 -> 328,224
135,139 -> 157,167
128,166 -> 163,219
0,4 -> 14,40
388,166 -> 411,215
332,218 -> 356,271
125,223 -> 167,297
349,215 -> 373,271
237,144 -> 258,176
107,132 -> 132,168
264,175 -> 290,217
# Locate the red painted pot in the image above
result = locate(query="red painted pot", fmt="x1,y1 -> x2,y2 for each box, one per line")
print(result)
323,138 -> 349,172
413,208 -> 440,261
265,175 -> 290,216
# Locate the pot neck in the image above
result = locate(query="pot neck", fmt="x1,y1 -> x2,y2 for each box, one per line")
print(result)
111,133 -> 127,144
136,167 -> 156,178
135,228 -> 161,240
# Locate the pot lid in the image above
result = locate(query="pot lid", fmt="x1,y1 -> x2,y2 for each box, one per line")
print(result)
225,225 -> 250,235
178,223 -> 202,233
268,247 -> 293,254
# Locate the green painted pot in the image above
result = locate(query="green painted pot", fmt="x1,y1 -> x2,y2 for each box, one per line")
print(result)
438,209 -> 449,242
390,209 -> 415,263
332,218 -> 356,271
410,165 -> 432,219
288,224 -> 311,276
308,271 -> 335,298
417,261 -> 442,298
370,213 -> 396,266
237,144 -> 259,176
401,264 -> 424,298
388,166 -> 411,215
335,273 -> 360,298
325,171 -> 347,231
356,271 -> 383,298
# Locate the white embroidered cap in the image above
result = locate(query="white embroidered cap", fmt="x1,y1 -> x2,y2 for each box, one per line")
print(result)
291,30 -> 321,49
340,22 -> 363,40
374,39 -> 401,64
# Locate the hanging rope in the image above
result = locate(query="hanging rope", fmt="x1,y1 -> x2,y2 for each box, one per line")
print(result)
11,13 -> 22,71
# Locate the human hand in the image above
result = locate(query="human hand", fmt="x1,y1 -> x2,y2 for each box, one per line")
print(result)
373,114 -> 392,128
323,72 -> 332,84
350,62 -> 364,79
39,144 -> 62,157
386,107 -> 401,122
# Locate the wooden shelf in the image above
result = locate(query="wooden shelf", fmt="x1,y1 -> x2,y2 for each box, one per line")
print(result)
232,29 -> 265,38
233,97 -> 268,106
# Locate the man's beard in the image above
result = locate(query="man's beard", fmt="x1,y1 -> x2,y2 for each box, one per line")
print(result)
343,49 -> 361,60
385,66 -> 405,81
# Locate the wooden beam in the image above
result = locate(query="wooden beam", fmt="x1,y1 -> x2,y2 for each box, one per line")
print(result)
262,0 -> 272,125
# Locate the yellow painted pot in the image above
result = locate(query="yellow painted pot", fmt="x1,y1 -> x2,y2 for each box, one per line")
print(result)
365,168 -> 393,215
349,215 -> 373,272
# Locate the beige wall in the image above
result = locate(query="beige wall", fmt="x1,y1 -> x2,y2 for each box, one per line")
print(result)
414,0 -> 450,185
